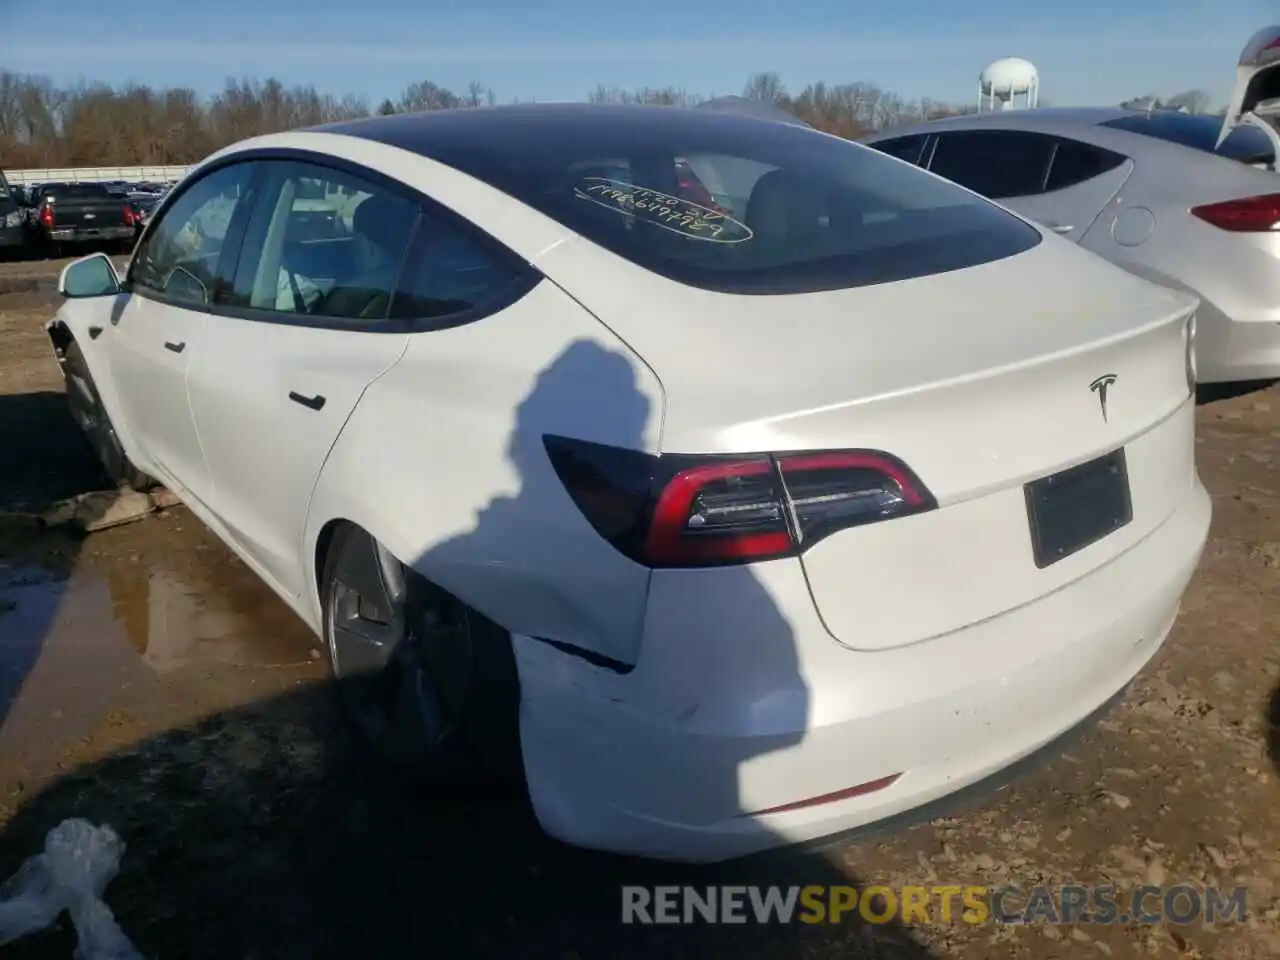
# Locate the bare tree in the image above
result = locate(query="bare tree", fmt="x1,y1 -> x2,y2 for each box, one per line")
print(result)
462,81 -> 497,108
743,72 -> 787,104
1165,89 -> 1212,114
399,80 -> 461,113
0,68 -> 975,169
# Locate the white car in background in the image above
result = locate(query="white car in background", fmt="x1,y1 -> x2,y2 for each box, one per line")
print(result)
49,103 -> 1210,862
862,25 -> 1280,385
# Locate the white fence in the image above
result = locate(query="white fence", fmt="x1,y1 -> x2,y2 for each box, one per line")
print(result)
4,165 -> 195,186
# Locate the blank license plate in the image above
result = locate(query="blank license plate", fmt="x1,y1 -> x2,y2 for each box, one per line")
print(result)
1024,449 -> 1132,568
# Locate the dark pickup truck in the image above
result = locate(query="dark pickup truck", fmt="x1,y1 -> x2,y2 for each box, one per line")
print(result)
28,182 -> 137,255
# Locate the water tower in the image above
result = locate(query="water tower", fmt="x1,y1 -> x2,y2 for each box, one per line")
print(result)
978,57 -> 1040,112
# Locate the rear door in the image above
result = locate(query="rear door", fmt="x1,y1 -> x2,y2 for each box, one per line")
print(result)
105,160 -> 258,501
185,157 -> 416,600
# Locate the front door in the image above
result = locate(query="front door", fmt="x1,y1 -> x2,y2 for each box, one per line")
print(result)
186,158 -> 417,599
105,161 -> 257,499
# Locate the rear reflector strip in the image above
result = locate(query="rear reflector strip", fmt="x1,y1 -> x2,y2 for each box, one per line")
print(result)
748,773 -> 902,816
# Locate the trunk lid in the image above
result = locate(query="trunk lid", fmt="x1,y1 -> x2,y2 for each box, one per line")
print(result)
537,232 -> 1198,652
1219,26 -> 1280,158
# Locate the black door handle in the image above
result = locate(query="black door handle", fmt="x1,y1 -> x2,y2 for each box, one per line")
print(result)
163,340 -> 185,354
289,391 -> 326,411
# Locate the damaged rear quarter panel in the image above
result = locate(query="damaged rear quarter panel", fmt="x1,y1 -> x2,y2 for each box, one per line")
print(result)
301,277 -> 666,666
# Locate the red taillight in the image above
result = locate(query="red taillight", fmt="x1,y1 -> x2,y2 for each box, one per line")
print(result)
647,458 -> 792,564
122,205 -> 135,227
544,436 -> 936,569
1190,193 -> 1280,232
39,205 -> 54,229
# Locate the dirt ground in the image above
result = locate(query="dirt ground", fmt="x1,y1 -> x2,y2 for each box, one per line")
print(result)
1,264 -> 1279,959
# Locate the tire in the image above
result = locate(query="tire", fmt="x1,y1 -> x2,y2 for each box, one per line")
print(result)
63,341 -> 155,492
320,523 -> 522,788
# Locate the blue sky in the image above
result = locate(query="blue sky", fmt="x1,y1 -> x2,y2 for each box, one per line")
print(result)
4,0 -> 1273,109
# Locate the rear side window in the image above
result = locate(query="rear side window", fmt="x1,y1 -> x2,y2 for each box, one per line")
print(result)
1044,139 -> 1128,192
928,130 -> 1056,199
391,212 -> 527,324
1099,112 -> 1274,165
871,134 -> 929,166
417,119 -> 1039,294
131,163 -> 255,308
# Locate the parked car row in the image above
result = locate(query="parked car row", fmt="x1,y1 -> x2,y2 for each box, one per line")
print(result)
0,177 -> 175,260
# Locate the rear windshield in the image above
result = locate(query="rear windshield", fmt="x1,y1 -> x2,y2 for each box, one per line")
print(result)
1099,112 -> 1274,164
421,113 -> 1042,294
45,183 -> 111,199
0,171 -> 9,197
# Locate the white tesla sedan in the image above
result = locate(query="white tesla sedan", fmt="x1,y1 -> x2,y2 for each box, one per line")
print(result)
49,103 -> 1210,862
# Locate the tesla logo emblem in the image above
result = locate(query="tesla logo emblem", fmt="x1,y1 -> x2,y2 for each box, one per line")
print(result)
1090,374 -> 1118,422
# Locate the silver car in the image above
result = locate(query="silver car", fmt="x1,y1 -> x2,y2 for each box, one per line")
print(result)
861,26 -> 1280,385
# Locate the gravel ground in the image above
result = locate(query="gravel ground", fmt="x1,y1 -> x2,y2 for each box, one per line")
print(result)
1,286 -> 1279,959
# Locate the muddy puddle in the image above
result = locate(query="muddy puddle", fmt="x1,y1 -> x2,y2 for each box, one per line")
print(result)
0,512 -> 323,778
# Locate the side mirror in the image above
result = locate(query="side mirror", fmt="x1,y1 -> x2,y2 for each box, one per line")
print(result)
58,253 -> 121,299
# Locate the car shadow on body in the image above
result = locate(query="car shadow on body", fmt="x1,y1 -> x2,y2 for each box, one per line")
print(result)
0,342 -> 938,958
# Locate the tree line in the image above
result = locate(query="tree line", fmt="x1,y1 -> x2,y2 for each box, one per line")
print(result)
0,69 -> 1216,170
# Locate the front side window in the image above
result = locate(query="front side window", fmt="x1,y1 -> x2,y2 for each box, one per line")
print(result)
131,163 -> 255,308
927,130 -> 1056,199
229,160 -> 418,323
415,115 -> 1039,294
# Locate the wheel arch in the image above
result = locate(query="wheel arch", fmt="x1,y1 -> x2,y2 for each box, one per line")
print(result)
304,510 -> 420,633
45,301 -> 149,470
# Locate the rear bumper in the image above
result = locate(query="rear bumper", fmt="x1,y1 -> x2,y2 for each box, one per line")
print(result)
515,475 -> 1211,863
46,226 -> 132,243
1196,303 -> 1280,383
0,223 -> 24,249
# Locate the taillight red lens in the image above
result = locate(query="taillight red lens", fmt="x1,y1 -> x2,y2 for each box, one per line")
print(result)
646,458 -> 792,565
544,436 -> 936,569
1190,194 -> 1280,232
122,205 -> 135,226
39,205 -> 54,229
